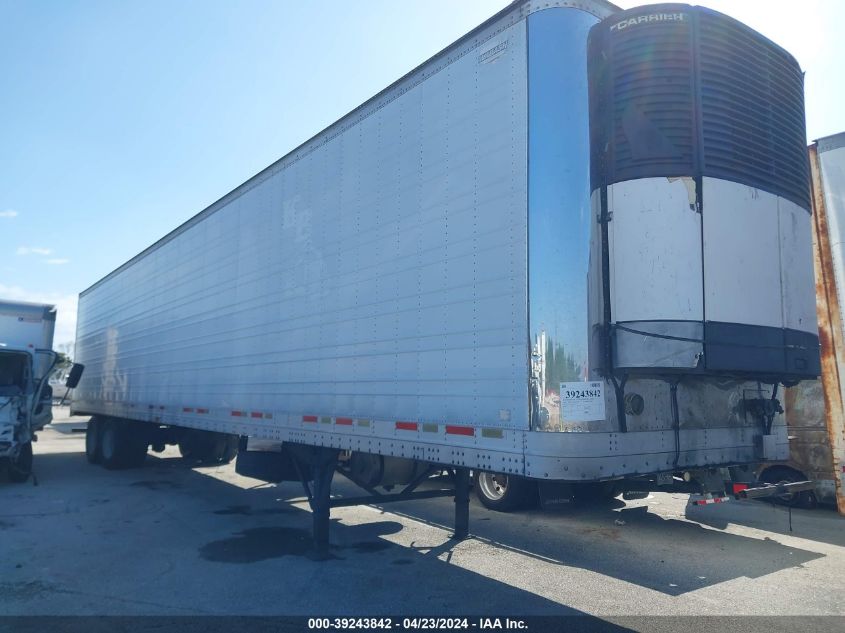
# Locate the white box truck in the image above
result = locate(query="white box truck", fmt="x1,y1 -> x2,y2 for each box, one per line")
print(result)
72,1 -> 821,547
0,300 -> 62,482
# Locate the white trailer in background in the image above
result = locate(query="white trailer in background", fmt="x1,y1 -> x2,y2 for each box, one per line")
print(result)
72,1 -> 821,548
0,300 -> 60,482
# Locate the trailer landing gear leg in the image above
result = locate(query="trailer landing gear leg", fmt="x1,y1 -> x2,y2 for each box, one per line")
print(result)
307,447 -> 339,556
452,467 -> 470,540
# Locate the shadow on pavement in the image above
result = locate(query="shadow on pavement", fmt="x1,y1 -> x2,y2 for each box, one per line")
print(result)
684,498 -> 845,548
336,478 -> 828,598
0,447 -> 630,623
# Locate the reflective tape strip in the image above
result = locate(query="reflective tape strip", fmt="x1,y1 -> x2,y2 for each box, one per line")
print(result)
336,417 -> 353,426
445,425 -> 474,437
182,407 -> 193,413
250,412 -> 263,419
303,415 -> 318,423
422,423 -> 438,433
691,497 -> 730,506
357,419 -> 370,427
197,408 -> 209,414
231,411 -> 245,417
396,421 -> 418,431
481,428 -> 504,439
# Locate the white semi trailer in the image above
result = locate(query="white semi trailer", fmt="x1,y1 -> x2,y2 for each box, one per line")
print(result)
72,1 -> 821,547
0,300 -> 61,482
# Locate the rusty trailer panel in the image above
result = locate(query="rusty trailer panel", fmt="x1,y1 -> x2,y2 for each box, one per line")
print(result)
783,379 -> 838,505
806,134 -> 845,514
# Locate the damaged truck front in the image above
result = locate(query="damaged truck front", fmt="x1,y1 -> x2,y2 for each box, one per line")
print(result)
0,300 -> 61,482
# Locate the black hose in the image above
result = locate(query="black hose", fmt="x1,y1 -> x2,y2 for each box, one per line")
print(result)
669,379 -> 682,468
611,374 -> 628,433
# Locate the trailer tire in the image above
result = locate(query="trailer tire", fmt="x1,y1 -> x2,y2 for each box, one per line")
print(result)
100,419 -> 148,470
7,441 -> 33,483
475,472 -> 536,511
100,420 -> 124,469
86,417 -> 103,464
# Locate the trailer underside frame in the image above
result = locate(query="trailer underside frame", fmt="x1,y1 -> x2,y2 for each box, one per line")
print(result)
294,447 -> 471,553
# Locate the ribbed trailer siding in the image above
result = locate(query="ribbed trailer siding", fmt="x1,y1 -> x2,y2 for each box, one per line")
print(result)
73,1 -> 817,482
76,13 -> 531,430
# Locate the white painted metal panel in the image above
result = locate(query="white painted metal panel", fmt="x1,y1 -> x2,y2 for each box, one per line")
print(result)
702,177 -> 783,328
608,177 -> 703,322
74,20 -> 530,431
0,302 -> 55,353
779,197 -> 817,334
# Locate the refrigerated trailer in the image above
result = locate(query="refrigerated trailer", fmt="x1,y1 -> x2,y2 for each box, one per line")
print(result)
72,1 -> 821,545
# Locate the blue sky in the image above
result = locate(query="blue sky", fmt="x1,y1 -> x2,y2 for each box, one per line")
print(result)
1,0 -> 843,347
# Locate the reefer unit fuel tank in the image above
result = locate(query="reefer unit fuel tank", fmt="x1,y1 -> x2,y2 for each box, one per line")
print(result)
586,4 -> 820,380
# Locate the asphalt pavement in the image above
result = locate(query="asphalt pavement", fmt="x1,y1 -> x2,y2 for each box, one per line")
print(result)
1,408 -> 843,630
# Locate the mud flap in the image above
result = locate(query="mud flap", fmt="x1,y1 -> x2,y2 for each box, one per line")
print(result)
538,481 -> 575,511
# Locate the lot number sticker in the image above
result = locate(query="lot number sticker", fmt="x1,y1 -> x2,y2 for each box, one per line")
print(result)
560,381 -> 605,422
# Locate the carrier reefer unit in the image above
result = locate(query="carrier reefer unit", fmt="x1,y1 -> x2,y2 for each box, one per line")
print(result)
73,0 -> 820,540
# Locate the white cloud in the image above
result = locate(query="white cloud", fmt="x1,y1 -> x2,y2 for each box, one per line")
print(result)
0,209 -> 18,218
0,284 -> 78,349
17,246 -> 52,256
45,259 -> 71,265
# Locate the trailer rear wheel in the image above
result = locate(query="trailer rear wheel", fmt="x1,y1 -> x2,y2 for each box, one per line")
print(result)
475,472 -> 536,511
7,441 -> 33,483
85,417 -> 103,464
100,419 -> 148,470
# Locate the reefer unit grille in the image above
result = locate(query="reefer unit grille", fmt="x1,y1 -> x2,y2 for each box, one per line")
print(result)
697,11 -> 809,210
609,16 -> 695,178
589,3 -> 811,211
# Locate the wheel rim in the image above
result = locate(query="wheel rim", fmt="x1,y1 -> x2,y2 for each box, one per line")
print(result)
477,472 -> 508,501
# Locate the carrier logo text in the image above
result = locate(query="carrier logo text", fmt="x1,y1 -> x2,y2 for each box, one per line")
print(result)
610,13 -> 686,32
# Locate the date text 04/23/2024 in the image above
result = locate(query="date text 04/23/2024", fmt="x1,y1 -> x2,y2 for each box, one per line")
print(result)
307,618 -> 528,630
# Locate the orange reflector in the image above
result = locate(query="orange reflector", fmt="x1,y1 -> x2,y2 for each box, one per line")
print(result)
395,421 -> 418,431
